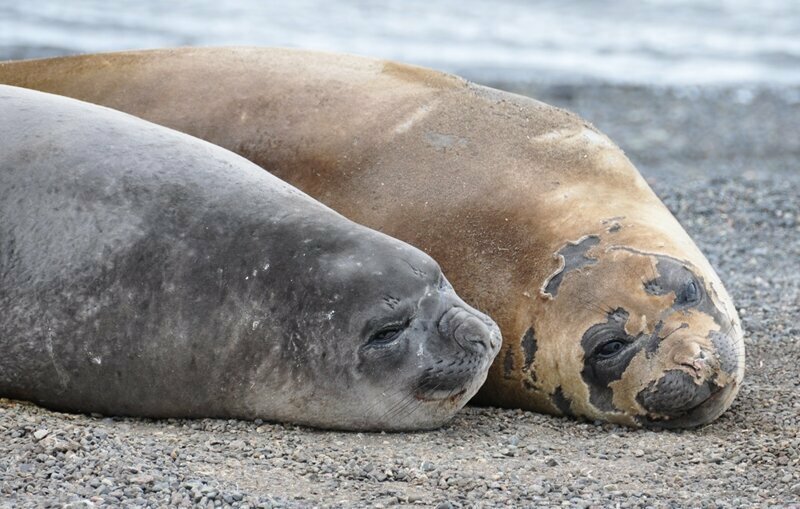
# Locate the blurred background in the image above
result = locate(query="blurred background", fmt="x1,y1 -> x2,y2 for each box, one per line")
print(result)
0,0 -> 798,183
1,0 -> 799,86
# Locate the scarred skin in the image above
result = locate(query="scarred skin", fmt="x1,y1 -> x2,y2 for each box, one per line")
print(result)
0,48 -> 746,427
0,85 -> 501,431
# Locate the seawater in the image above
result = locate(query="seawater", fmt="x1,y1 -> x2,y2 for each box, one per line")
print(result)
1,0 -> 798,85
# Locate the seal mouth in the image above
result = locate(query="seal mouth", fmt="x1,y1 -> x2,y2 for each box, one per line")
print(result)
413,360 -> 484,405
639,381 -> 737,429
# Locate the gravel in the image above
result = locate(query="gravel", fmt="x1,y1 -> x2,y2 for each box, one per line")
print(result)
2,82 -> 798,507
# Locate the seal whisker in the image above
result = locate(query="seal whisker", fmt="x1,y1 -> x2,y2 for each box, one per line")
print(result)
649,259 -> 659,284
381,378 -> 437,420
720,319 -> 736,340
362,384 -> 418,416
659,324 -> 686,342
580,288 -> 618,315
376,391 -> 414,420
577,295 -> 613,317
380,390 -> 422,423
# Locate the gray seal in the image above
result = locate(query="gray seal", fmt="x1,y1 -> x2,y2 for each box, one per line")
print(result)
0,85 -> 501,431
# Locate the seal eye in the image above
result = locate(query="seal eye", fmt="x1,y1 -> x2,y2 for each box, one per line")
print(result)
676,280 -> 700,306
596,339 -> 626,359
368,325 -> 405,346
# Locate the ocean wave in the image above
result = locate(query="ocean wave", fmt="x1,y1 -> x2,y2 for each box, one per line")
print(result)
1,0 -> 798,85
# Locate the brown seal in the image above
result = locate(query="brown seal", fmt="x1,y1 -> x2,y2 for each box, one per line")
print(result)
0,48 -> 745,427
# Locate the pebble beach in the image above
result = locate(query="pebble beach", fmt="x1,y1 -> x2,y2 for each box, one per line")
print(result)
1,80 -> 798,508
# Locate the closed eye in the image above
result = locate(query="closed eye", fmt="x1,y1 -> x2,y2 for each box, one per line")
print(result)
595,339 -> 627,359
369,326 -> 404,345
367,318 -> 411,347
675,279 -> 701,306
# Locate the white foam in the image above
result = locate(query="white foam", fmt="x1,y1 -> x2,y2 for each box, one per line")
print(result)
2,0 -> 798,85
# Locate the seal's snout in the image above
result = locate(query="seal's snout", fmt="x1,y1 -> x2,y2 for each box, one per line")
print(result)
636,329 -> 742,428
640,324 -> 742,424
671,346 -> 718,381
439,307 -> 501,353
637,374 -> 737,429
637,370 -> 716,417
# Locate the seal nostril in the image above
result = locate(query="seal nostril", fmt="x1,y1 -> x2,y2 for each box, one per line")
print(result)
489,329 -> 501,350
678,362 -> 702,380
440,307 -> 493,352
673,345 -> 717,376
455,324 -> 489,351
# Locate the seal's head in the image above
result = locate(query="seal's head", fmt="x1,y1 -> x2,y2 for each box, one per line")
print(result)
261,227 -> 501,431
524,219 -> 744,428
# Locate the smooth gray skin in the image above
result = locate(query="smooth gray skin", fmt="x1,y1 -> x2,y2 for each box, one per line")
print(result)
0,86 -> 501,431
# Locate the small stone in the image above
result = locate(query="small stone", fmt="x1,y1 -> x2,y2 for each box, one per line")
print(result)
633,449 -> 644,457
123,487 -> 140,497
531,484 -> 546,495
129,474 -> 154,485
33,429 -> 50,440
184,480 -> 202,490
